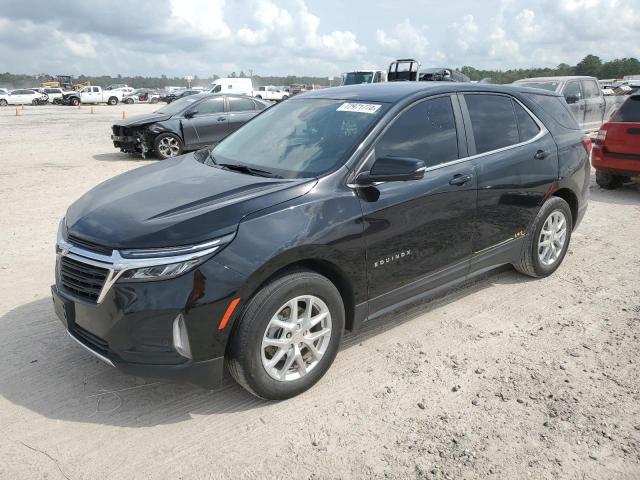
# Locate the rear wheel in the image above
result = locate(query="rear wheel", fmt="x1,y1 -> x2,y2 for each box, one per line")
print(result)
153,133 -> 183,159
0,99 -> 7,107
125,98 -> 134,104
514,197 -> 572,278
595,170 -> 623,190
107,96 -> 118,106
255,95 -> 262,99
227,270 -> 344,400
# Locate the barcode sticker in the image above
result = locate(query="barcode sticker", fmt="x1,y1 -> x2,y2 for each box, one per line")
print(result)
337,103 -> 381,114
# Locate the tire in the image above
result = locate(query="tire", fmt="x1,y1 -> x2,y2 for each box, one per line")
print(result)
513,197 -> 573,278
107,96 -> 118,106
282,95 -> 289,100
255,95 -> 262,99
595,170 -> 623,190
227,270 -> 345,400
125,98 -> 133,104
0,99 -> 7,107
153,133 -> 183,159
70,97 -> 80,107
32,99 -> 38,105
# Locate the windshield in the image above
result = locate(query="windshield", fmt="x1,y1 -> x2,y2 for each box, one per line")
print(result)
516,81 -> 560,92
209,98 -> 388,178
155,95 -> 200,115
343,72 -> 374,85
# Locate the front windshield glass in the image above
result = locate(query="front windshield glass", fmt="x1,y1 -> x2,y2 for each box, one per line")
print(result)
343,72 -> 374,85
210,98 -> 388,178
155,95 -> 200,115
516,81 -> 560,92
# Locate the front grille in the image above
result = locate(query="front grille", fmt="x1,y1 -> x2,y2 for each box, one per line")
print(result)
60,256 -> 109,302
71,323 -> 109,356
68,234 -> 113,255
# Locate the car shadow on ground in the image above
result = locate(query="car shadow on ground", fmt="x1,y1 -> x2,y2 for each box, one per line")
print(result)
588,181 -> 640,206
0,266 -> 528,428
92,152 -> 151,162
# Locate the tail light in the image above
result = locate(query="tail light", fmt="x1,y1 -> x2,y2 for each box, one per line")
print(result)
594,129 -> 607,147
582,137 -> 593,153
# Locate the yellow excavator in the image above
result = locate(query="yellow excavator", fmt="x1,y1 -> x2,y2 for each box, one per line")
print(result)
41,75 -> 90,91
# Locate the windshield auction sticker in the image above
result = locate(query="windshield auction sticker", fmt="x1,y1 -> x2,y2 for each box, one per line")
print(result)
337,103 -> 382,114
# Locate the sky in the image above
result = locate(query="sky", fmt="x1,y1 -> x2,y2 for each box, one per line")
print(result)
1,0 -> 639,78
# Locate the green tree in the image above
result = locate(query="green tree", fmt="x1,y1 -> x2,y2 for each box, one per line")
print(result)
575,55 -> 602,77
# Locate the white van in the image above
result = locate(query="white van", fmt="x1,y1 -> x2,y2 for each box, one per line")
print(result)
209,78 -> 253,95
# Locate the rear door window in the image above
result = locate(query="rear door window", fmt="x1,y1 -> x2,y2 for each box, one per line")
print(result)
581,80 -> 600,99
375,96 -> 459,168
229,97 -> 257,112
612,96 -> 640,122
465,94 -> 519,154
514,102 -> 540,142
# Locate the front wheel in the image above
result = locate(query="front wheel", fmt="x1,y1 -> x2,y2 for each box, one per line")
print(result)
595,170 -> 623,190
227,270 -> 345,400
0,99 -> 7,107
514,197 -> 573,278
70,97 -> 80,106
153,133 -> 183,159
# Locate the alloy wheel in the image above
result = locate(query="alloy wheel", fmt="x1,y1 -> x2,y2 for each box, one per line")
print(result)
157,137 -> 181,157
261,295 -> 332,382
537,210 -> 567,266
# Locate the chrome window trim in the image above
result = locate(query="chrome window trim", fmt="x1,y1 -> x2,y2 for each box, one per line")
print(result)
347,92 -> 549,185
57,234 -> 233,304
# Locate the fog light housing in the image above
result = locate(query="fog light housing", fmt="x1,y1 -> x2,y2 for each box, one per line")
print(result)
172,314 -> 192,359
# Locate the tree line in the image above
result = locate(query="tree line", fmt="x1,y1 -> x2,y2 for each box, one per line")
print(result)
1,54 -> 638,89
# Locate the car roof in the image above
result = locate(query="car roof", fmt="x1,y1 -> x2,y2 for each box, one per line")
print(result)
297,81 -> 560,103
514,76 -> 596,83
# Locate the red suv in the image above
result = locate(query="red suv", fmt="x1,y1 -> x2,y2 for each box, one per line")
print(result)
592,95 -> 640,189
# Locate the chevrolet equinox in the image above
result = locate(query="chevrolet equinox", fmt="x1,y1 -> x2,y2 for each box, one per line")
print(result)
53,83 -> 590,400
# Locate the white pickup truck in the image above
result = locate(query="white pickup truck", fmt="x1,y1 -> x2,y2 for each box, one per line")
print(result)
78,86 -> 123,105
252,86 -> 289,101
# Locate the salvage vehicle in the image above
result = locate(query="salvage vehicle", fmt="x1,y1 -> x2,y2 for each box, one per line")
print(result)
513,76 -> 625,132
342,70 -> 387,85
591,94 -> 640,189
162,89 -> 200,104
40,87 -> 68,104
53,82 -> 590,400
78,86 -> 123,105
388,58 -> 421,81
252,86 -> 289,101
4,89 -> 48,105
59,91 -> 81,106
123,89 -> 160,104
419,68 -> 470,82
0,88 -> 8,106
111,93 -> 270,159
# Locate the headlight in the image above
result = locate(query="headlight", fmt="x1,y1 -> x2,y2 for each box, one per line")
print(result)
116,233 -> 235,283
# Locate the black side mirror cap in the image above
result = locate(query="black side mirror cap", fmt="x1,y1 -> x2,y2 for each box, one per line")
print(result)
355,156 -> 426,185
184,110 -> 197,118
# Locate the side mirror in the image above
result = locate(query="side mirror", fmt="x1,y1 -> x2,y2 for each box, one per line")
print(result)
355,156 -> 426,185
184,109 -> 198,118
564,95 -> 579,104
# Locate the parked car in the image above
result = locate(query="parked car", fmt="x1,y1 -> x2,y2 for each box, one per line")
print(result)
0,88 -> 8,106
54,82 -> 590,399
210,77 -> 253,95
252,86 -> 289,101
4,89 -> 49,105
162,89 -> 200,104
123,89 -> 160,104
341,70 -> 386,85
111,93 -> 270,159
591,94 -> 640,189
419,68 -> 470,82
78,86 -> 123,105
513,76 -> 625,132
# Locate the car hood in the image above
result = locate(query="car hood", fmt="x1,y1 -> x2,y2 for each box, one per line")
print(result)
113,112 -> 173,127
65,153 -> 317,249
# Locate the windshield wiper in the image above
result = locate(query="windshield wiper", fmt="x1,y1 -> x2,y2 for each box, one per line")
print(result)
218,162 -> 280,178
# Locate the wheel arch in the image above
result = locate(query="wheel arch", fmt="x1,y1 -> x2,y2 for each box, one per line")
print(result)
551,187 -> 579,230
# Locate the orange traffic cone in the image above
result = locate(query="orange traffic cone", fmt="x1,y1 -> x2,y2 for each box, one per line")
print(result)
121,111 -> 126,120
15,108 -> 21,116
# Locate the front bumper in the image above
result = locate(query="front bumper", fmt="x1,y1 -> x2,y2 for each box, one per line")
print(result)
51,254 -> 247,389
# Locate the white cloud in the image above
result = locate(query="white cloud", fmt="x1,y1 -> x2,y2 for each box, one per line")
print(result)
169,0 -> 231,40
375,19 -> 428,59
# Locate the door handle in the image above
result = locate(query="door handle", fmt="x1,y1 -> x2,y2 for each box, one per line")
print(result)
534,150 -> 549,160
449,173 -> 473,186
217,116 -> 226,121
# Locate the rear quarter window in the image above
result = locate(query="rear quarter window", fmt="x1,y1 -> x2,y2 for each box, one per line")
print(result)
611,96 -> 640,122
524,93 -> 580,130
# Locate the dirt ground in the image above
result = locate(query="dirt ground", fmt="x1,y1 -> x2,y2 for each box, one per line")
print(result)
0,103 -> 639,480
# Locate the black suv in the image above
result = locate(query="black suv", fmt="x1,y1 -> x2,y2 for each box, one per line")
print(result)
53,83 -> 590,400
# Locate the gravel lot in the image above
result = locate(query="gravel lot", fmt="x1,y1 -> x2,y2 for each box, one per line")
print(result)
0,103 -> 639,480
